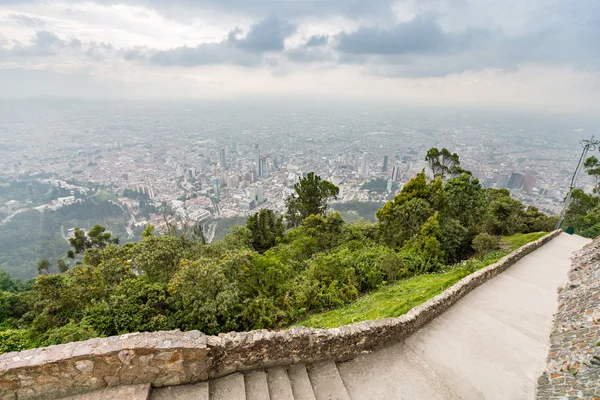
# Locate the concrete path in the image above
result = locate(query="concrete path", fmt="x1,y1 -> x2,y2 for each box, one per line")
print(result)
63,233 -> 589,400
337,233 -> 591,400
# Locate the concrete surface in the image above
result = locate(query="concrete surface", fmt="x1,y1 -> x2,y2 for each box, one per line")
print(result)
150,382 -> 208,400
287,364 -> 317,400
337,233 -> 591,400
62,384 -> 151,400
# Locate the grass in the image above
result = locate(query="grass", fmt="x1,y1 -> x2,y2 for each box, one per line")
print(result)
95,190 -> 117,202
296,231 -> 548,329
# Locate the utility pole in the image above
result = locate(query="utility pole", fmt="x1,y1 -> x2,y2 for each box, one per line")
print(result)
556,135 -> 600,230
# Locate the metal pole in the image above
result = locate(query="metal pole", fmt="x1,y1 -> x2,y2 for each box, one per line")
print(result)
555,136 -> 599,230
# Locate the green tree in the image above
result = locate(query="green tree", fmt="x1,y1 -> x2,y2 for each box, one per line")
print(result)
67,227 -> 88,258
68,225 -> 119,259
87,225 -> 119,249
285,172 -> 339,228
246,209 -> 285,253
377,172 -> 443,247
37,259 -> 50,275
584,156 -> 600,192
56,258 -> 69,273
425,148 -> 465,180
483,189 -> 526,235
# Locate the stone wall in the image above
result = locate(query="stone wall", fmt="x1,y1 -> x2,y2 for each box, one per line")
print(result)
536,235 -> 600,400
0,230 -> 561,400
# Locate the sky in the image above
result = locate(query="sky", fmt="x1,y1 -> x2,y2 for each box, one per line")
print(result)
0,0 -> 599,114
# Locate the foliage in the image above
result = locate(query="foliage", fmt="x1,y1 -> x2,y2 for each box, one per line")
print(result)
584,156 -> 600,191
285,172 -> 339,228
297,231 -> 546,329
246,209 -> 285,253
0,199 -> 128,279
425,147 -> 465,180
472,233 -> 501,256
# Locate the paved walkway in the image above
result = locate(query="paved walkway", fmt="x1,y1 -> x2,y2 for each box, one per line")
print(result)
337,233 -> 591,400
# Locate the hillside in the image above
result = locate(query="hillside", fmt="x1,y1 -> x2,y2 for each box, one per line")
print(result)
0,160 -> 557,353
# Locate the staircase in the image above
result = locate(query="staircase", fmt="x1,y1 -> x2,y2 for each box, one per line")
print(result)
63,361 -> 350,400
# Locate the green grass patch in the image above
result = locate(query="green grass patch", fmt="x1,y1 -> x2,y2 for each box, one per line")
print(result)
95,190 -> 117,202
296,232 -> 548,329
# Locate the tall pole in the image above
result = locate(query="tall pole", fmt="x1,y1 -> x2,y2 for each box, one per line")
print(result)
556,135 -> 600,230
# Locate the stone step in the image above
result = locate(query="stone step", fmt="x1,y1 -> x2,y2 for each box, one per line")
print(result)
267,367 -> 294,400
209,373 -> 246,400
245,370 -> 271,400
306,362 -> 351,400
60,384 -> 151,400
150,382 -> 209,400
287,364 -> 317,400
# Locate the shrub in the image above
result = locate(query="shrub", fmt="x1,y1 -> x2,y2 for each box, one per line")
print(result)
472,233 -> 501,256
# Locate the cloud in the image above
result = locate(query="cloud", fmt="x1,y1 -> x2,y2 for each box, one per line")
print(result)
336,16 -> 489,56
229,17 -> 296,52
147,17 -> 295,67
305,35 -> 329,47
8,13 -> 46,28
1,30 -> 112,60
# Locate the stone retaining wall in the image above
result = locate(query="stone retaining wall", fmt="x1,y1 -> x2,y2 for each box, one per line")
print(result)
0,230 -> 561,400
536,234 -> 600,400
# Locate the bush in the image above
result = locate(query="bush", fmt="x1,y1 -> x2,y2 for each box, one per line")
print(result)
472,233 -> 501,256
0,329 -> 38,353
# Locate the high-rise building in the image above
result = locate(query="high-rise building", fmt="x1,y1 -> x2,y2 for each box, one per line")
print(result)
227,175 -> 239,189
212,179 -> 221,198
255,145 -> 262,178
522,172 -> 536,193
197,156 -> 207,172
360,152 -> 368,178
382,155 -> 389,172
256,185 -> 264,203
219,148 -> 227,170
391,166 -> 400,181
231,142 -> 239,153
386,179 -> 393,192
260,157 -> 269,178
248,186 -> 257,202
507,172 -> 525,190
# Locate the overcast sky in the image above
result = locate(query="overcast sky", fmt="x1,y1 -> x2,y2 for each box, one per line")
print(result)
0,0 -> 598,114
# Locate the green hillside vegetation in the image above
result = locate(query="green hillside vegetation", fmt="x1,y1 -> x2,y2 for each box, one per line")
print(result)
0,150 -> 557,353
0,199 -> 128,279
297,232 -> 546,328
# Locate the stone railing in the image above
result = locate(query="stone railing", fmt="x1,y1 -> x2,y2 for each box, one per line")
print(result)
0,230 -> 562,400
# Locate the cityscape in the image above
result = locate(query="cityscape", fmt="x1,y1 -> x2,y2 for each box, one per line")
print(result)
0,98 -> 596,246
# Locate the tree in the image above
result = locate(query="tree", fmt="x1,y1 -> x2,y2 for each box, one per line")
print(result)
68,225 -> 119,259
67,227 -> 88,258
376,171 -> 442,247
285,172 -> 339,227
56,258 -> 69,273
425,147 -> 465,180
246,209 -> 285,253
87,225 -> 119,249
584,156 -> 600,192
37,259 -> 50,275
